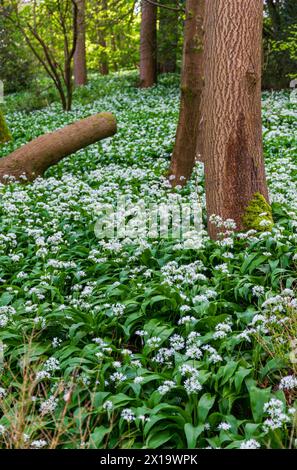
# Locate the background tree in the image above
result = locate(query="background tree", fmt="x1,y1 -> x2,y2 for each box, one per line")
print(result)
98,0 -> 109,75
140,0 -> 157,88
202,0 -> 269,239
263,0 -> 297,88
157,0 -> 179,74
169,0 -> 205,186
74,0 -> 87,86
1,0 -> 78,111
0,3 -> 34,94
87,0 -> 138,75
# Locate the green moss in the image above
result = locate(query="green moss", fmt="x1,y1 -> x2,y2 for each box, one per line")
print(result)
192,35 -> 203,54
0,110 -> 12,144
242,192 -> 274,232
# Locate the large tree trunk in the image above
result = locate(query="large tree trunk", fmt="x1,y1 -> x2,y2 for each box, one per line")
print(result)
74,0 -> 87,86
202,0 -> 269,239
169,0 -> 205,186
0,110 -> 11,145
158,0 -> 179,74
0,113 -> 116,183
140,0 -> 157,88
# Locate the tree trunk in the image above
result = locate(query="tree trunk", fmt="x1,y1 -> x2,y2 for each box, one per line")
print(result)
0,113 -> 116,183
140,0 -> 157,88
0,110 -> 11,145
158,0 -> 179,74
98,0 -> 109,75
74,0 -> 87,86
202,0 -> 269,239
169,0 -> 205,186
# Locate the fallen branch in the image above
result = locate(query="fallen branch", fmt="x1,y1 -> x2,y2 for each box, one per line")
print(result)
0,112 -> 117,183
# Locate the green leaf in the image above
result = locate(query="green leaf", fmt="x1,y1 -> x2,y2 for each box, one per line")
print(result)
249,385 -> 271,422
184,423 -> 204,449
198,393 -> 216,424
89,426 -> 110,449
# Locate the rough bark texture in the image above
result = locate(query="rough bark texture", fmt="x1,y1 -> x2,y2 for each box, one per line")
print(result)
169,0 -> 205,186
0,113 -> 116,183
0,110 -> 11,145
74,0 -> 87,86
202,0 -> 269,239
140,0 -> 157,88
158,0 -> 179,74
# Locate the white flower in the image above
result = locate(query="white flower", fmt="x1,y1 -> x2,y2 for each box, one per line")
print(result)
43,357 -> 60,372
157,380 -> 176,396
30,439 -> 47,449
110,372 -> 127,384
35,371 -> 51,381
217,422 -> 231,431
121,408 -> 135,422
240,439 -> 260,449
178,316 -> 197,325
103,400 -> 113,411
184,376 -> 202,394
185,345 -> 203,360
179,364 -> 199,377
252,285 -> 265,297
146,336 -> 162,348
169,334 -> 185,351
134,376 -> 144,384
40,396 -> 58,415
112,361 -> 122,369
279,375 -> 297,391
263,398 -> 290,432
52,337 -> 62,348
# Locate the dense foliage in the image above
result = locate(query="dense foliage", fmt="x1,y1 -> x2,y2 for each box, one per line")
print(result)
0,12 -> 33,93
264,0 -> 297,88
0,73 -> 296,449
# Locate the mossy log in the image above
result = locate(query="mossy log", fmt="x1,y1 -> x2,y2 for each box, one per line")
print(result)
0,110 -> 12,145
0,112 -> 117,184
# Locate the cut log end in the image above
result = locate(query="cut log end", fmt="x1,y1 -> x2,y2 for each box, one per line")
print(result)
0,112 -> 117,184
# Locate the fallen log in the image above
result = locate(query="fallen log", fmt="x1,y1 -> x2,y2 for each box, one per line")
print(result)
0,112 -> 117,183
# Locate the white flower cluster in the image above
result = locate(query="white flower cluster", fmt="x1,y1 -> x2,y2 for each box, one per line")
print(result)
279,375 -> 297,391
263,398 -> 291,432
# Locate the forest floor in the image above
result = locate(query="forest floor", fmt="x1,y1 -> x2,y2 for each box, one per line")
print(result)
0,72 -> 296,449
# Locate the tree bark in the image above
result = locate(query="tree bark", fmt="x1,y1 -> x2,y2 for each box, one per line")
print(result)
74,0 -> 87,86
169,0 -> 205,186
140,0 -> 157,88
0,113 -> 116,183
202,0 -> 269,239
0,110 -> 11,145
158,0 -> 179,74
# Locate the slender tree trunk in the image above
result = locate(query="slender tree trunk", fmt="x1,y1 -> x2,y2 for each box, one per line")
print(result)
98,0 -> 109,75
140,0 -> 157,88
111,31 -> 118,71
169,0 -> 205,186
0,109 -> 11,145
74,0 -> 87,86
202,0 -> 269,239
158,0 -> 179,74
